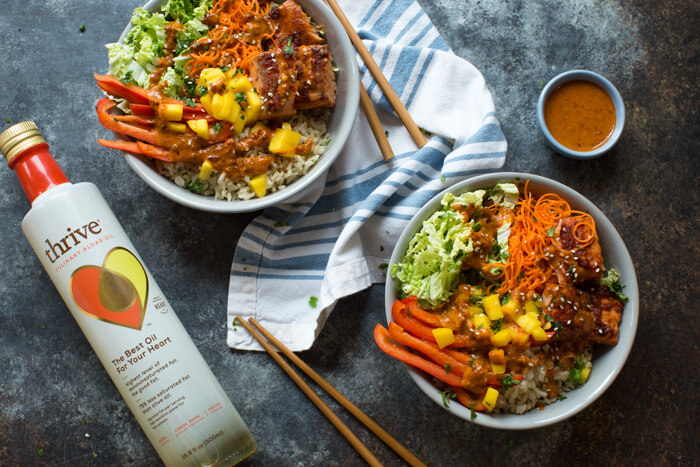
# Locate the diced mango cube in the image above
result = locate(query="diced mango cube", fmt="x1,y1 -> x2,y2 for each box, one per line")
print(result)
531,327 -> 548,342
501,298 -> 517,319
160,103 -> 183,121
187,119 -> 209,140
228,75 -> 253,93
489,349 -> 505,374
482,387 -> 499,412
248,174 -> 267,198
525,299 -> 539,316
244,89 -> 262,124
490,328 -> 512,347
269,127 -> 301,155
516,315 -> 538,335
200,93 -> 213,115
233,110 -> 246,133
581,367 -> 591,381
472,313 -> 491,330
165,122 -> 186,133
211,92 -> 229,121
282,122 -> 292,130
250,122 -> 270,135
432,328 -> 455,349
513,328 -> 531,345
468,305 -> 483,317
226,101 -> 242,127
224,67 -> 243,80
199,68 -> 225,89
483,294 -> 503,321
198,160 -> 214,181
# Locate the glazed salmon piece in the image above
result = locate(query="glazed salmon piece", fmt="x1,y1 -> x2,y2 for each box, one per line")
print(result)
295,45 -> 336,110
247,51 -> 297,120
586,284 -> 623,345
265,0 -> 324,47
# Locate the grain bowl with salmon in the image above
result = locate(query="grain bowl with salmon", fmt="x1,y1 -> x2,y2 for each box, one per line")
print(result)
94,0 -> 358,210
379,173 -> 638,428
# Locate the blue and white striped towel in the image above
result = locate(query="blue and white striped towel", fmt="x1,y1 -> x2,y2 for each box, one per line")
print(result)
227,0 -> 507,351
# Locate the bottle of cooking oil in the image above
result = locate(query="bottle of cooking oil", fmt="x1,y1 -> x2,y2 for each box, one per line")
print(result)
0,122 -> 256,466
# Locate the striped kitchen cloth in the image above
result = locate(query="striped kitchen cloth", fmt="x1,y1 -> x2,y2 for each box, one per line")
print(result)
227,0 -> 507,350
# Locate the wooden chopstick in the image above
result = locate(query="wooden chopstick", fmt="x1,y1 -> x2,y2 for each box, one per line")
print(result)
325,0 -> 427,148
248,317 -> 424,467
235,316 -> 382,467
360,82 -> 394,160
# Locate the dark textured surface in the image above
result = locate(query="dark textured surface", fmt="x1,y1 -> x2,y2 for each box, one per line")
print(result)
0,0 -> 698,465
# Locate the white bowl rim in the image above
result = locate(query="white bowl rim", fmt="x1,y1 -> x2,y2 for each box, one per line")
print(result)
537,70 -> 625,160
112,0 -> 360,213
384,172 -> 639,430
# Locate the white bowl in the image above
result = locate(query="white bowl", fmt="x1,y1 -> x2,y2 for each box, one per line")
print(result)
112,0 -> 359,213
384,172 -> 639,430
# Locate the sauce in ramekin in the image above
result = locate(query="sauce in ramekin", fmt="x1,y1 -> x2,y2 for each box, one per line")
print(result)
544,80 -> 616,152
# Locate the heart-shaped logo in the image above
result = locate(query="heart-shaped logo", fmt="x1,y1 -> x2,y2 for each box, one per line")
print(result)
69,247 -> 149,330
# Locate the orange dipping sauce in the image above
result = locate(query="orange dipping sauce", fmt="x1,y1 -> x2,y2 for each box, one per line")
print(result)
544,80 -> 616,152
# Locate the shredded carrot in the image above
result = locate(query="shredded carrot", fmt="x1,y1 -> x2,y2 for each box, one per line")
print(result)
496,181 -> 599,300
185,0 -> 273,77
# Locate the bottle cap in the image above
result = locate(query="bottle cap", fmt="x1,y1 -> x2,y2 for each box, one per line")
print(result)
0,121 -> 47,165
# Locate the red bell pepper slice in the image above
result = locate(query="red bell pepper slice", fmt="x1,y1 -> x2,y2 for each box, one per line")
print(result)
94,74 -> 150,105
111,114 -> 154,126
96,98 -> 158,146
391,299 -> 475,348
97,139 -> 171,162
403,296 -> 442,327
451,386 -> 487,412
129,103 -> 155,116
374,324 -> 462,387
388,322 -> 467,377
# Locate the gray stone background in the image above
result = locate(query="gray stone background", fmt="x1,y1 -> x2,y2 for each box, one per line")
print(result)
0,0 -> 698,465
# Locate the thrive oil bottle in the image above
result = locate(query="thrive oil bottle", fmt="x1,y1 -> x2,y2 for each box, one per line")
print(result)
0,122 -> 256,466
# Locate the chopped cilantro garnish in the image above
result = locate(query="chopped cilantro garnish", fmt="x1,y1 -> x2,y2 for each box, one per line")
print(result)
384,130 -> 389,137
378,263 -> 388,270
472,222 -> 482,232
444,363 -> 451,374
470,409 -> 477,421
119,70 -> 136,85
79,25 -> 86,33
309,296 -> 318,308
212,122 -> 222,134
567,355 -> 587,385
546,226 -> 555,237
379,245 -> 384,252
93,451 -> 98,458
274,221 -> 289,227
240,114 -> 245,120
232,317 -> 240,330
556,394 -> 567,401
499,293 -> 511,305
197,84 -> 207,96
4,118 -> 10,124
187,179 -> 203,194
183,97 -> 196,107
490,318 -> 503,332
439,389 -> 456,408
539,79 -> 545,90
37,447 -> 44,456
80,418 -> 86,425
441,175 -> 446,181
470,295 -> 483,306
468,359 -> 475,368
545,314 -> 563,334
284,37 -> 294,55
235,92 -> 246,103
500,374 -> 521,391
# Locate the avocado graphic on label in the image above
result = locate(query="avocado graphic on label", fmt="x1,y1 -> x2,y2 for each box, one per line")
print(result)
69,247 -> 149,329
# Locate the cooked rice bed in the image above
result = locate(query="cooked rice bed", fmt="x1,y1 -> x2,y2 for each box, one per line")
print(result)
156,109 -> 330,201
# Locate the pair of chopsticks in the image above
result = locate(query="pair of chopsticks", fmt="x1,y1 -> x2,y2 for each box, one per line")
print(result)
324,0 -> 427,161
236,316 -> 423,466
